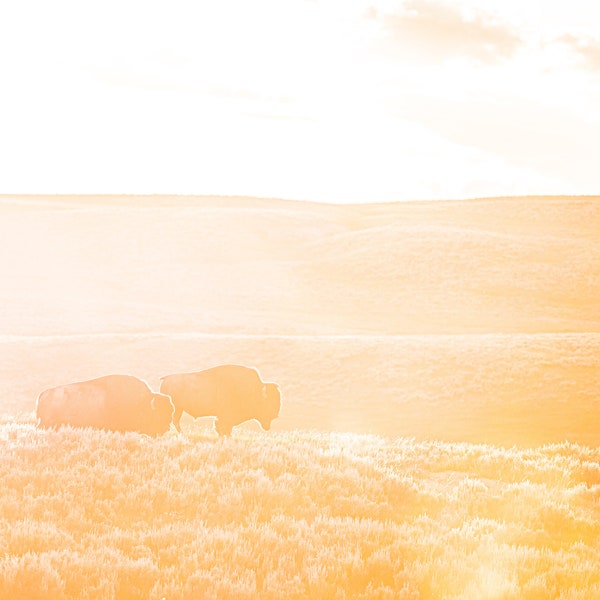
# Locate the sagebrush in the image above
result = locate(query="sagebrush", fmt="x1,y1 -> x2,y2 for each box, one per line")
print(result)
2,423 -> 600,599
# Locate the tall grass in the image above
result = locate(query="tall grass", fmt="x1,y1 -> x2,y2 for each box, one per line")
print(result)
2,422 -> 600,599
3,332 -> 600,446
2,195 -> 599,597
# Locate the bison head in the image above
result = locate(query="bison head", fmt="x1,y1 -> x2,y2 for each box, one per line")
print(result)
258,383 -> 281,431
148,392 -> 175,435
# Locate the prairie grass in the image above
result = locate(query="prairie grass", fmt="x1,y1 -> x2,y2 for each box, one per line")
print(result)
2,196 -> 599,598
3,331 -> 600,446
2,423 -> 600,599
1,196 -> 599,338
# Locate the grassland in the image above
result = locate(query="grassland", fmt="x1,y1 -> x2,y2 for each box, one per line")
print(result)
1,194 -> 599,337
3,331 -> 600,447
1,194 -> 600,446
1,194 -> 599,598
2,422 -> 600,599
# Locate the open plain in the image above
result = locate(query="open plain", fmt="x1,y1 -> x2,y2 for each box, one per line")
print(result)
1,194 -> 599,598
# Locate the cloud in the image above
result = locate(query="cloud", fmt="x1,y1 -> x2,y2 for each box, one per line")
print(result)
557,35 -> 600,71
394,92 -> 600,190
369,0 -> 522,64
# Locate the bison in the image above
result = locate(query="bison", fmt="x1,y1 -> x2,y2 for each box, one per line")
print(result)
159,364 -> 281,436
36,374 -> 174,436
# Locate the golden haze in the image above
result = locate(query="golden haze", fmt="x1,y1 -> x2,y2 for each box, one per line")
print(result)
1,194 -> 599,598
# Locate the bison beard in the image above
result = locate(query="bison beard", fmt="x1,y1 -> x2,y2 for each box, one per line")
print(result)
36,375 -> 174,436
159,364 -> 281,436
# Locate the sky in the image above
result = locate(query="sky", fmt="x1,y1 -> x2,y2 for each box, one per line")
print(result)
1,0 -> 599,203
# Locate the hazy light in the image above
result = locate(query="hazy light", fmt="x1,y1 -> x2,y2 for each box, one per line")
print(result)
0,0 -> 597,201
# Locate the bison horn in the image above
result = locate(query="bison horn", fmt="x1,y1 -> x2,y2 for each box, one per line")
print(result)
262,384 -> 267,400
151,396 -> 157,410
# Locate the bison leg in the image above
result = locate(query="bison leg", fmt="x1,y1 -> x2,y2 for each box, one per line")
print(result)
172,406 -> 183,433
215,419 -> 232,436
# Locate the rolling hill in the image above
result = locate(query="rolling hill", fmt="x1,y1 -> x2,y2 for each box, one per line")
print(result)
1,194 -> 599,445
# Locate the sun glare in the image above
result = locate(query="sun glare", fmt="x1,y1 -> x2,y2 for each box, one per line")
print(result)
1,0 -> 599,198
1,0 -> 599,597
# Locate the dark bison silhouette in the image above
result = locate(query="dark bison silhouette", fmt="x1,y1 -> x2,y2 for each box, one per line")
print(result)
36,374 -> 174,436
159,364 -> 281,435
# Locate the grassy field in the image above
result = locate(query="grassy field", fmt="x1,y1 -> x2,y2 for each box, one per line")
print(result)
3,331 -> 600,447
1,194 -> 599,337
1,194 -> 599,597
2,423 -> 600,599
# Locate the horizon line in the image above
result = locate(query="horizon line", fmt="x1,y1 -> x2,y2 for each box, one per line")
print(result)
1,192 -> 599,208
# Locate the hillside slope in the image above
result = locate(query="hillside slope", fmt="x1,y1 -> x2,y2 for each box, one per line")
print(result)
1,194 -> 598,336
1,195 -> 598,445
3,331 -> 600,446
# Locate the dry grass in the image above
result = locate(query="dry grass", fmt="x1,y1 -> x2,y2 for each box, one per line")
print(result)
2,194 -> 599,598
3,331 -> 600,446
2,423 -> 600,599
2,194 -> 599,445
1,195 -> 599,337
